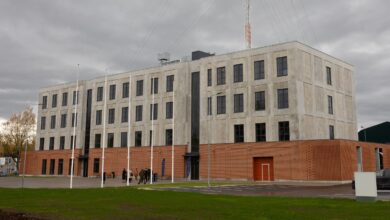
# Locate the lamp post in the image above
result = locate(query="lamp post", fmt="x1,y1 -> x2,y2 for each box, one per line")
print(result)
208,92 -> 222,188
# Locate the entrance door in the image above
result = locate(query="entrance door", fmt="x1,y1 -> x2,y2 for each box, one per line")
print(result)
253,157 -> 274,181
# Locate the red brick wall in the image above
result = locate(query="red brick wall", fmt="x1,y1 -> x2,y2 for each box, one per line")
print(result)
21,140 -> 390,181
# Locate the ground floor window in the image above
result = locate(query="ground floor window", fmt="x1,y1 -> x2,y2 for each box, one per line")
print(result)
41,159 -> 47,175
375,148 -> 384,171
68,159 -> 75,175
93,158 -> 100,173
58,159 -> 63,175
255,123 -> 266,142
278,121 -> 290,141
49,159 -> 55,175
329,125 -> 335,140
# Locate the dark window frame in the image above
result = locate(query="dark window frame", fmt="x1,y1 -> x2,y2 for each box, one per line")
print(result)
326,66 -> 332,85
217,95 -> 226,114
122,82 -> 129,98
254,60 -> 265,80
166,75 -> 174,92
135,131 -> 142,147
328,95 -> 333,115
96,110 -> 102,125
165,129 -> 173,146
135,105 -> 143,122
255,123 -> 266,142
233,64 -> 243,83
49,137 -> 55,150
93,158 -> 100,173
255,91 -> 266,111
108,108 -> 115,124
216,67 -> 226,85
59,136 -> 65,150
234,94 -> 244,113
109,84 -> 116,100
234,124 -> 244,143
277,56 -> 288,77
52,94 -> 57,108
50,115 -> 56,129
278,121 -> 290,141
277,88 -> 289,109
136,80 -> 144,96
121,107 -> 129,123
60,114 -> 67,128
150,103 -> 158,120
166,102 -> 173,119
107,133 -> 114,148
151,77 -> 158,94
42,96 -> 47,109
329,125 -> 335,140
95,133 -> 101,148
121,132 -> 127,148
39,138 -> 45,151
207,69 -> 212,86
97,87 -> 103,101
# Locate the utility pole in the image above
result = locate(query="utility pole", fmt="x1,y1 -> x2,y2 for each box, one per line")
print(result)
245,0 -> 252,49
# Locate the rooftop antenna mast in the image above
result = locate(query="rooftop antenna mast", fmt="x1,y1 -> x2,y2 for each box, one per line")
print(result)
245,0 -> 251,49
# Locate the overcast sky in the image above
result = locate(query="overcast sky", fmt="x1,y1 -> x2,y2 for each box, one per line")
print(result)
0,0 -> 389,130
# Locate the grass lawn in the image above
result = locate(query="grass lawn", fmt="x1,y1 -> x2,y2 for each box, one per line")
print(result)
0,187 -> 389,220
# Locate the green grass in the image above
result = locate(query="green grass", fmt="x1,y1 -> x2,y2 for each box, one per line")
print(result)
0,188 -> 389,220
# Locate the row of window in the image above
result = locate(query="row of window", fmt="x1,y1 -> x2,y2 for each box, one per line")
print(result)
41,158 -> 74,175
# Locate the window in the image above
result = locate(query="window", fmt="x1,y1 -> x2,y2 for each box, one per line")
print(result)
121,132 -> 127,147
39,138 -> 45,150
135,131 -> 142,147
68,159 -> 74,175
60,136 -> 65,150
72,91 -> 79,105
107,133 -> 114,148
97,86 -> 103,101
109,84 -> 116,100
207,69 -> 212,86
375,148 -> 384,171
234,124 -> 244,143
217,67 -> 226,85
60,114 -> 67,128
52,94 -> 57,108
277,56 -> 288,76
122,82 -> 129,98
49,159 -> 55,175
328,95 -> 333,115
40,116 -> 46,130
217,95 -> 226,114
356,146 -> 363,172
49,137 -> 55,151
150,103 -> 158,120
42,96 -> 47,109
50,115 -> 56,129
207,97 -> 212,115
166,75 -> 174,92
58,159 -> 63,175
234,94 -> 244,113
136,80 -> 143,96
233,64 -> 243,83
254,60 -> 265,80
277,88 -> 289,109
326,66 -> 332,85
255,91 -> 265,111
96,110 -> 102,125
93,158 -> 100,173
135,105 -> 143,122
70,136 -> 76,149
62,92 -> 68,106
108,108 -> 115,124
329,125 -> 335,140
71,113 -> 77,127
166,102 -> 173,119
149,130 -> 153,146
165,129 -> 173,146
121,107 -> 128,123
41,159 -> 47,175
255,123 -> 266,142
151,77 -> 158,94
278,121 -> 290,141
95,134 -> 101,148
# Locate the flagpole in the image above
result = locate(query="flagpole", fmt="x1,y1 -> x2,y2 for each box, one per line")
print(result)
150,78 -> 155,184
171,86 -> 175,183
127,75 -> 132,186
70,64 -> 79,189
101,75 -> 108,188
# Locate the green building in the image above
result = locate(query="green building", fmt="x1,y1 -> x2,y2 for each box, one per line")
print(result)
359,122 -> 390,144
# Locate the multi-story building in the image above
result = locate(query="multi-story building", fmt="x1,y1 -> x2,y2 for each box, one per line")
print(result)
25,42 -> 389,181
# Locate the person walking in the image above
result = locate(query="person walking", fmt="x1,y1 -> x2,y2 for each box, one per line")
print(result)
122,168 -> 127,183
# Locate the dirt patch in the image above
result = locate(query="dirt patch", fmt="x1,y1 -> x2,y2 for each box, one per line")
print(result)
0,210 -> 46,220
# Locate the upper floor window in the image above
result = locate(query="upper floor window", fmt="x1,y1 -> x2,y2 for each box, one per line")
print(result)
122,82 -> 129,98
60,114 -> 67,128
207,69 -> 212,86
135,105 -> 143,122
276,56 -> 288,77
278,121 -> 290,141
39,138 -> 45,150
217,95 -> 226,114
255,123 -> 266,142
166,75 -> 174,92
62,92 -> 68,106
52,94 -> 57,108
234,94 -> 244,113
255,91 -> 265,111
72,91 -> 79,105
50,115 -> 56,129
136,80 -> 143,96
277,88 -> 289,109
95,134 -> 101,148
150,103 -> 158,120
107,133 -> 114,148
217,67 -> 226,85
135,131 -> 142,147
151,77 -> 158,94
109,85 -> 116,100
328,95 -> 333,115
121,107 -> 129,123
233,64 -> 243,83
96,110 -> 102,125
49,137 -> 55,150
234,124 -> 244,143
108,108 -> 115,124
121,132 -> 128,147
166,102 -> 173,119
42,96 -> 47,109
97,87 -> 103,101
71,113 -> 77,127
326,66 -> 332,85
329,125 -> 335,140
165,129 -> 173,146
40,116 -> 46,130
60,136 -> 65,150
254,60 -> 265,80
207,97 -> 212,115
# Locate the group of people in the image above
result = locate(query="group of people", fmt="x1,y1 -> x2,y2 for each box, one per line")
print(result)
121,168 -> 153,184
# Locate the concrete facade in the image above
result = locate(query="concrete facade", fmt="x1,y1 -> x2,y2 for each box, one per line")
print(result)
36,41 -> 357,153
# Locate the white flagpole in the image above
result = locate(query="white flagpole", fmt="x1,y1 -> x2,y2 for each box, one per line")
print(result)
70,64 -> 80,189
150,78 -> 155,184
101,75 -> 108,188
171,85 -> 175,183
127,75 -> 132,186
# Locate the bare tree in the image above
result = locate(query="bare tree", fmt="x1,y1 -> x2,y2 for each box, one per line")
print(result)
1,107 -> 36,170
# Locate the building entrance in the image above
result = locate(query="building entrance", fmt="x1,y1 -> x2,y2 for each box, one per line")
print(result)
253,157 -> 274,181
